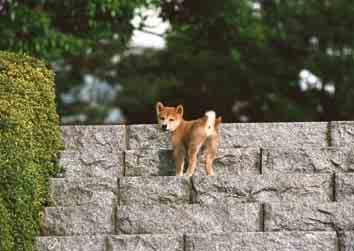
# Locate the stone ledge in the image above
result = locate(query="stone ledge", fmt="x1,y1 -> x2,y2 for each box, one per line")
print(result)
185,231 -> 337,251
107,234 -> 184,251
116,202 -> 261,234
41,195 -> 116,236
192,173 -> 333,204
336,173 -> 354,201
59,149 -> 124,178
36,235 -> 106,251
50,178 -> 117,206
264,202 -> 354,231
119,176 -> 190,205
331,121 -> 354,147
127,122 -> 329,149
262,147 -> 354,173
124,148 -> 260,176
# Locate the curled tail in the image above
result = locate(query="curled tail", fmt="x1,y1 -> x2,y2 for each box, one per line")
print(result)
205,111 -> 216,136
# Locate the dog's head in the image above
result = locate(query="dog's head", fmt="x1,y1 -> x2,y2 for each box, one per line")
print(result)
155,102 -> 183,132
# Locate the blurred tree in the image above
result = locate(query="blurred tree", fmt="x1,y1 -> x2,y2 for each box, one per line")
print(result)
0,0 -> 146,123
2,0 -> 354,123
115,0 -> 354,123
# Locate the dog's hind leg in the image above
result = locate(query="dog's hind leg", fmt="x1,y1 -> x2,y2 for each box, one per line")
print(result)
186,141 -> 204,177
205,136 -> 218,176
173,146 -> 185,176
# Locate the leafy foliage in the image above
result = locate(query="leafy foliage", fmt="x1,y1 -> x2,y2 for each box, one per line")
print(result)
0,51 -> 63,251
1,0 -> 354,123
115,0 -> 354,123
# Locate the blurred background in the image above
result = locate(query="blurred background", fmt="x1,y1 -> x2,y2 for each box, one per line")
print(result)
1,0 -> 354,124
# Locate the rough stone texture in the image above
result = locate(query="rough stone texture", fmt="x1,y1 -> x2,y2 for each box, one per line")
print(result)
265,202 -> 354,231
124,148 -> 260,176
36,235 -> 106,251
120,176 -> 190,205
185,232 -> 338,251
42,195 -> 115,235
50,178 -> 117,206
127,123 -> 328,149
60,126 -> 125,178
117,202 -> 261,234
107,235 -> 184,251
127,124 -> 170,149
336,173 -> 354,201
262,147 -> 354,173
340,232 -> 354,251
192,174 -> 332,204
331,121 -> 354,147
124,149 -> 175,176
221,122 -> 328,148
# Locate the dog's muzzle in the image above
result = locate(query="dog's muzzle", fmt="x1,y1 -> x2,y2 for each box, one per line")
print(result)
161,124 -> 167,131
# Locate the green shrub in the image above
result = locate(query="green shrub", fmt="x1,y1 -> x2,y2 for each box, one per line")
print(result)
0,51 -> 63,251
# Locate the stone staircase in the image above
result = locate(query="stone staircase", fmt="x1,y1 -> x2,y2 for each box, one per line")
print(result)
36,122 -> 354,251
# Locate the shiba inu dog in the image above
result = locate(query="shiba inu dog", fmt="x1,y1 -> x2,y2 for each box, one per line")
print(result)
156,102 -> 222,176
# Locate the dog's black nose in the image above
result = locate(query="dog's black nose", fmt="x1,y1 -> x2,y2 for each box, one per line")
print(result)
162,124 -> 167,130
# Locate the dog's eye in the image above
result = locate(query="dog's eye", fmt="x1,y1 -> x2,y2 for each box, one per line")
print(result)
160,117 -> 165,120
169,118 -> 175,122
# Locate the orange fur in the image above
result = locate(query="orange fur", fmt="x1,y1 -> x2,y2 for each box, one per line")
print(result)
156,102 -> 222,176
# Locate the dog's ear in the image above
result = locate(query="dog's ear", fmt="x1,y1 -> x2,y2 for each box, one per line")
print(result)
176,104 -> 184,116
156,102 -> 164,114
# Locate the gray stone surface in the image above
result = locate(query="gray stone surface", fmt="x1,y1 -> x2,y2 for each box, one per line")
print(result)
120,177 -> 190,205
61,125 -> 126,151
127,123 -> 328,149
124,149 -> 175,176
265,202 -> 354,231
127,124 -> 170,149
340,232 -> 354,251
331,121 -> 354,147
336,173 -> 354,201
193,174 -> 332,204
124,148 -> 260,176
42,195 -> 115,235
36,235 -> 106,251
117,202 -> 261,234
262,147 -> 354,173
60,126 -> 125,178
107,235 -> 184,251
185,232 -> 337,251
50,178 -> 117,206
221,122 -> 328,148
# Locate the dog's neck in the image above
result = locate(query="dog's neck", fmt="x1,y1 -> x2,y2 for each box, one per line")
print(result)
171,118 -> 186,135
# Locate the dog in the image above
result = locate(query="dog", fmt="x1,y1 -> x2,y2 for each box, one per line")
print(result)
156,102 -> 222,176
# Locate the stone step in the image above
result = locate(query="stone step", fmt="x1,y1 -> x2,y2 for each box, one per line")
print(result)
59,122 -> 354,151
117,202 -> 261,234
262,147 -> 354,174
36,235 -> 106,251
50,178 -> 117,206
264,202 -> 354,231
36,234 -> 183,251
336,173 -> 354,201
185,231 -> 338,251
60,125 -> 125,178
124,148 -> 260,176
127,122 -> 329,149
192,173 -> 333,204
119,176 -> 191,206
41,195 -> 115,236
37,232 -> 353,251
107,234 -> 183,251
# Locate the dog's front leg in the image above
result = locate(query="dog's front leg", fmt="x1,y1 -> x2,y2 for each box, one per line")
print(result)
173,146 -> 185,176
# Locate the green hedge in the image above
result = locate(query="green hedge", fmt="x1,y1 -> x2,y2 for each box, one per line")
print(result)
0,51 -> 63,251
